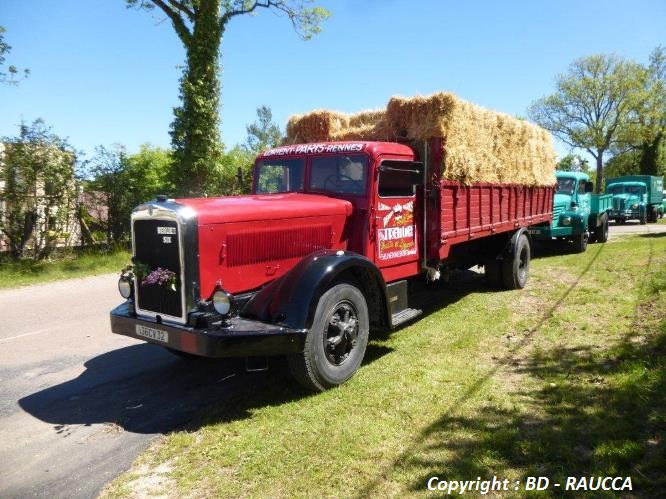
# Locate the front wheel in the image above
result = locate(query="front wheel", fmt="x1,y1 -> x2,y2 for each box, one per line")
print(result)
640,211 -> 647,225
572,232 -> 588,253
288,283 -> 369,392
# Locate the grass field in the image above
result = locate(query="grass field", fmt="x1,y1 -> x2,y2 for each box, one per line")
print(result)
103,234 -> 665,498
0,247 -> 131,289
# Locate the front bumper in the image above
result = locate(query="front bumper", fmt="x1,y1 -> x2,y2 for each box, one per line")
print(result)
110,302 -> 306,358
611,210 -> 639,220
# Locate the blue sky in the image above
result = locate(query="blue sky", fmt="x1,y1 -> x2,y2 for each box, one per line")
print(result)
1,0 -> 664,161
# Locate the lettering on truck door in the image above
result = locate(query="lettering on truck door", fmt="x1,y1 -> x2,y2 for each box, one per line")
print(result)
375,161 -> 421,267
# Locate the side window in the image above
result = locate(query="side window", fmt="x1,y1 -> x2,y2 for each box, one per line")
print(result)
256,158 -> 305,194
378,162 -> 419,197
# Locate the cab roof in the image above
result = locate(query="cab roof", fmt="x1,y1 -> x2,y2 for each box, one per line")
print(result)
555,170 -> 589,181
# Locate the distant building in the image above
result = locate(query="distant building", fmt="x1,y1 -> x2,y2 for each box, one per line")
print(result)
0,142 -> 82,255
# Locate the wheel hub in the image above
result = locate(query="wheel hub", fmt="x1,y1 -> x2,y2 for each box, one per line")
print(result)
324,302 -> 358,365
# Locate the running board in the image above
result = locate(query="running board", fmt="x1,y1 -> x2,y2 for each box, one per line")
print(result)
391,308 -> 422,327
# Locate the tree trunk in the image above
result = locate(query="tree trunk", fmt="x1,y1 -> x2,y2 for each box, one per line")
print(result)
595,152 -> 604,193
170,0 -> 224,197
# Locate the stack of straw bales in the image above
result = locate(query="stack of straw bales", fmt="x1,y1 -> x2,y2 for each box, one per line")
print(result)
285,92 -> 556,186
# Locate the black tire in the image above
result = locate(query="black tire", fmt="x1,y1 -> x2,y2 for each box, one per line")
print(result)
502,233 -> 530,289
572,232 -> 588,253
288,283 -> 369,392
640,211 -> 647,225
594,215 -> 609,243
648,208 -> 658,223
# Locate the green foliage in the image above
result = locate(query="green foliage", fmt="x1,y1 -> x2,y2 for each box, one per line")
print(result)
558,153 -> 595,185
0,25 -> 29,85
125,144 -> 174,203
557,153 -> 590,172
633,46 -> 665,176
127,1 -> 329,197
85,144 -> 174,244
529,54 -> 645,192
605,150 -> 643,179
0,119 -> 77,260
244,105 -> 282,154
86,145 -> 131,244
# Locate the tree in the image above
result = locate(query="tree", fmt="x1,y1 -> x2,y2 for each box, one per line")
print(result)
83,144 -> 175,244
0,120 -> 77,260
127,1 -> 329,197
603,150 -> 643,179
634,46 -> 665,175
124,144 -> 175,204
244,105 -> 282,154
86,145 -> 131,244
0,25 -> 29,85
557,153 -> 590,173
528,54 -> 644,192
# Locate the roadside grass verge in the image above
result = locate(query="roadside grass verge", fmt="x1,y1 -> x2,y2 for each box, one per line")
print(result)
0,246 -> 130,289
102,235 -> 665,498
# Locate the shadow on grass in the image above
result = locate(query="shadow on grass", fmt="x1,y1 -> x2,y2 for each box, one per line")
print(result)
640,232 -> 666,239
358,243 -> 666,497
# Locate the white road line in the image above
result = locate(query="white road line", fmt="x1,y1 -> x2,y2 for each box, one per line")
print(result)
0,329 -> 50,343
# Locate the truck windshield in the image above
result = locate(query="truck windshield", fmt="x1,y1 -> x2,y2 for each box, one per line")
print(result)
556,177 -> 576,195
255,158 -> 305,194
607,185 -> 624,195
309,154 -> 368,195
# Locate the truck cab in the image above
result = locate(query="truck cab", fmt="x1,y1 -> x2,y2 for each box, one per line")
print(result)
531,171 -> 610,252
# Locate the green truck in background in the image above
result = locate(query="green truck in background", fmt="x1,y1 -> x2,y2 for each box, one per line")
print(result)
606,175 -> 664,224
530,171 -> 611,253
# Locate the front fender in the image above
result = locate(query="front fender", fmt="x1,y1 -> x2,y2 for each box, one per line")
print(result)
241,249 -> 390,331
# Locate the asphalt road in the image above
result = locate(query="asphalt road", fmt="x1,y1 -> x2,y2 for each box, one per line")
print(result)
0,274 -> 259,499
608,219 -> 666,237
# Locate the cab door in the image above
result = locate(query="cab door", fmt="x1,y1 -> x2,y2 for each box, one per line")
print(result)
373,160 -> 423,276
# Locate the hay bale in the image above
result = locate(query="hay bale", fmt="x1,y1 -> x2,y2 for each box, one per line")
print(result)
285,109 -> 388,144
284,92 -> 556,186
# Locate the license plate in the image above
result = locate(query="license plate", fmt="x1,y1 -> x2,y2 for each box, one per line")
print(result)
135,324 -> 169,343
528,229 -> 541,235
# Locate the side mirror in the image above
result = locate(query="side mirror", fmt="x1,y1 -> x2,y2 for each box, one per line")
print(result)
585,181 -> 594,193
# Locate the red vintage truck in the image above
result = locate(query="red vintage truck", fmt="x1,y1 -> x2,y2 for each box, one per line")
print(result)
111,138 -> 554,391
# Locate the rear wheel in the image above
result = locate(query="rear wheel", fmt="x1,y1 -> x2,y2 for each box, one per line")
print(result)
502,233 -> 530,289
594,215 -> 609,243
288,283 -> 369,392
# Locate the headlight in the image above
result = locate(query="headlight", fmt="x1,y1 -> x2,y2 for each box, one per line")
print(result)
631,203 -> 639,209
562,216 -> 572,226
213,290 -> 232,315
118,278 -> 133,299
